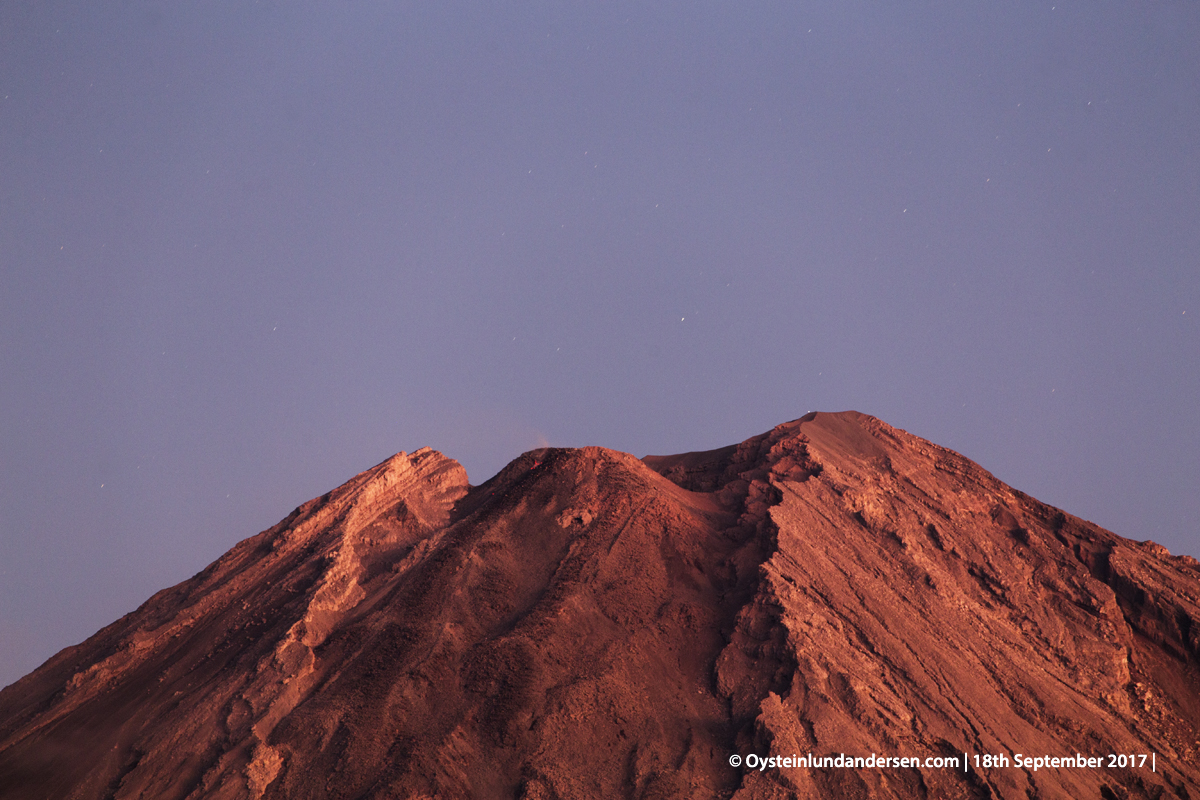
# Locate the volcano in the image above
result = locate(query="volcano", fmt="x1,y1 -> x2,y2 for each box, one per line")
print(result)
1,411 -> 1198,799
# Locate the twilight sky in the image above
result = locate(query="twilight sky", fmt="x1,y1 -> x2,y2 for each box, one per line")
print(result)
2,2 -> 1198,688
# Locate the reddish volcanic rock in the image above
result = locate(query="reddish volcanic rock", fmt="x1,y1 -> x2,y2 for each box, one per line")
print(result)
1,412 -> 1198,799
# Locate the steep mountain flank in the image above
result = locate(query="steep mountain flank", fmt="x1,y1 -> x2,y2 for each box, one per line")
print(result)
1,412 -> 1197,799
668,412 -> 1200,799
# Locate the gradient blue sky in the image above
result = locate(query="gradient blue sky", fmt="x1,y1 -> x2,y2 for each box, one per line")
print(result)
2,2 -> 1197,687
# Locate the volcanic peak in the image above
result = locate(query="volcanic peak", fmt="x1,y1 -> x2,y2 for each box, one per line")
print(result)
1,411 -> 1199,800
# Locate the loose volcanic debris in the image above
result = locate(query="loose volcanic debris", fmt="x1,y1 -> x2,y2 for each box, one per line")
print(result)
1,412 -> 1198,799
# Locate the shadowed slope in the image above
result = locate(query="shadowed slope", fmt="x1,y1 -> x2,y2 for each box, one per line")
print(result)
0,444 -> 774,798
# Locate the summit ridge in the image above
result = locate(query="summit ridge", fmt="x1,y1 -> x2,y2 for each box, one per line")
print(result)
1,411 -> 1197,799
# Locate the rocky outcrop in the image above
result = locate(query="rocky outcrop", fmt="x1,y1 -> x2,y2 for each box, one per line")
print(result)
708,411 -> 1200,799
1,412 -> 1197,799
0,447 -> 469,799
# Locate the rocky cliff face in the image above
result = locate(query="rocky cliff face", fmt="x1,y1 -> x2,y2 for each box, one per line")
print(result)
1,412 -> 1197,799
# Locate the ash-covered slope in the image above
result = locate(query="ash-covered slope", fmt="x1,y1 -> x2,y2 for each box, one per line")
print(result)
1,412 -> 1198,799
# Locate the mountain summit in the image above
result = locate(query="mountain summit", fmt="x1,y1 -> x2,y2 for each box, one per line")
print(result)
2,411 -> 1197,799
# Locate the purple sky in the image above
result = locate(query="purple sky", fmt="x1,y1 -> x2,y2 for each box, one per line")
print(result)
2,3 -> 1197,688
